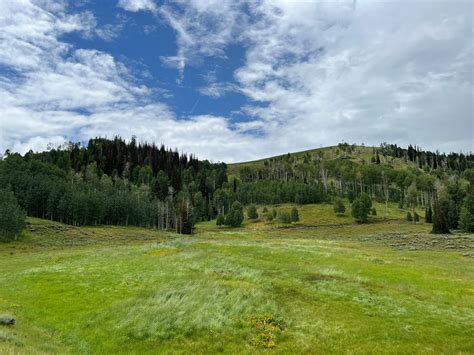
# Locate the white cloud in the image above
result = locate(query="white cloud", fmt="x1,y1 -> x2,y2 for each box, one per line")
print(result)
117,0 -> 156,12
0,0 -> 472,163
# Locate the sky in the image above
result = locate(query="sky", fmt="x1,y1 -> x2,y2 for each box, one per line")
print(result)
0,0 -> 472,163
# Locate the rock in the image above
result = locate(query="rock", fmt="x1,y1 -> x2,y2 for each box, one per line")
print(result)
0,315 -> 15,326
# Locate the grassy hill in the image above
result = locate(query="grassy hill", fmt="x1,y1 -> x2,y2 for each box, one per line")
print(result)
228,145 -> 416,176
1,214 -> 473,353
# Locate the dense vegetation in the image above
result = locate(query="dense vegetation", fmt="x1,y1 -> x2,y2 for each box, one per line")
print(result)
231,143 -> 474,231
0,137 -> 227,234
1,140 -> 473,238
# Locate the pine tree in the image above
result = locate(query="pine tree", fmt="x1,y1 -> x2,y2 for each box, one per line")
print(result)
0,187 -> 26,241
351,193 -> 372,223
333,198 -> 346,215
247,204 -> 258,219
290,207 -> 299,222
432,192 -> 449,234
459,194 -> 474,232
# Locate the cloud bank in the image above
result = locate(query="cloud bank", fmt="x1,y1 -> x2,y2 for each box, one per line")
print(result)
0,0 -> 472,162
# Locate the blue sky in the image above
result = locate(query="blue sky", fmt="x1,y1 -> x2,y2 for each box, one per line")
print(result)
0,0 -> 472,162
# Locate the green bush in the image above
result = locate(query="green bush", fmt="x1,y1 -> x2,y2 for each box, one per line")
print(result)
406,212 -> 413,222
333,198 -> 346,215
278,211 -> 292,224
0,187 -> 26,241
247,204 -> 259,219
290,207 -> 299,222
351,193 -> 372,223
216,214 -> 225,226
371,208 -> 377,216
224,201 -> 244,227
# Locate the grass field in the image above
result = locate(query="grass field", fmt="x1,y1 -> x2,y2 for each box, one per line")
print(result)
1,208 -> 473,354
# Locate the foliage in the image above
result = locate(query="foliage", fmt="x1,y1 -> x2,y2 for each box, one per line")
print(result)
278,211 -> 292,224
333,198 -> 346,215
216,215 -> 225,226
371,208 -> 377,216
459,194 -> 474,232
0,187 -> 26,241
406,212 -> 413,222
247,204 -> 258,220
290,207 -> 299,222
432,194 -> 449,234
351,193 -> 372,223
224,201 -> 244,227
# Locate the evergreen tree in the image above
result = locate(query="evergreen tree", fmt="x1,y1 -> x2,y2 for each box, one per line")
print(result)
351,193 -> 372,223
333,198 -> 346,215
0,187 -> 26,241
459,194 -> 474,232
278,211 -> 292,224
216,214 -> 225,226
290,207 -> 299,222
247,204 -> 258,219
432,192 -> 449,234
224,201 -> 244,227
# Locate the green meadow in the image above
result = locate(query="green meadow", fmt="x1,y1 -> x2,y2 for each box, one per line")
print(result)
1,206 -> 473,354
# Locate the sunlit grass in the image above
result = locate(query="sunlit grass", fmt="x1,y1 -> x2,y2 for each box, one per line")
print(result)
0,209 -> 473,354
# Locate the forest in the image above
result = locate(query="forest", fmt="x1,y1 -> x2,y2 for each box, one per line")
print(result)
1,139 -> 473,239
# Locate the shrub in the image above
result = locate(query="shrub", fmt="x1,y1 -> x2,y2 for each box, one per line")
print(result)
262,207 -> 268,214
351,193 -> 372,223
278,211 -> 292,224
266,213 -> 274,222
224,201 -> 244,227
371,207 -> 377,216
216,214 -> 225,226
0,187 -> 26,242
247,204 -> 259,219
406,212 -> 413,222
333,198 -> 346,215
290,207 -> 299,222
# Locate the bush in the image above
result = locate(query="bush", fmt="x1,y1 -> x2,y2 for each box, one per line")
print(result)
0,187 -> 26,241
266,213 -> 274,222
406,212 -> 413,222
371,208 -> 377,216
247,204 -> 259,220
333,198 -> 346,215
262,207 -> 268,214
351,193 -> 372,223
216,214 -> 225,226
224,201 -> 244,227
278,211 -> 292,224
290,207 -> 299,222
